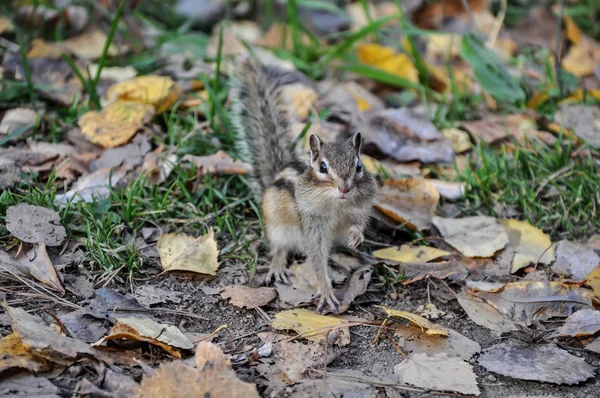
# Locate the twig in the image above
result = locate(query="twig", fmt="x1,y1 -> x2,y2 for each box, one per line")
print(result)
460,0 -> 482,35
535,162 -> 574,197
193,324 -> 228,343
382,327 -> 407,358
433,277 -> 458,299
372,318 -> 388,345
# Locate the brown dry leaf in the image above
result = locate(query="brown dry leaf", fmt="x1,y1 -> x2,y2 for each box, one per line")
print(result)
106,75 -> 181,114
357,43 -> 419,84
414,0 -> 488,29
433,216 -> 509,258
553,240 -> 599,281
375,179 -> 439,231
93,317 -> 193,359
54,166 -> 127,204
556,104 -> 600,147
181,151 -> 252,176
556,309 -> 600,337
478,342 -> 595,385
272,309 -> 350,344
63,29 -> 127,60
460,114 -> 536,145
0,108 -> 38,137
0,333 -> 50,374
79,100 -> 155,148
27,39 -> 65,58
377,306 -> 448,337
456,292 -> 518,334
562,36 -> 600,77
137,341 -> 259,398
498,219 -> 555,274
395,324 -> 481,361
394,353 -> 480,396
374,245 -> 450,263
220,285 -> 277,308
18,244 -> 64,295
467,281 -> 593,325
6,204 -> 66,247
157,229 -> 220,275
360,108 -> 454,164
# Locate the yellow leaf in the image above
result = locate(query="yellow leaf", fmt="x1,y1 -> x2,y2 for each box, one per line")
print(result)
562,89 -> 600,104
498,219 -> 555,274
376,306 -> 448,336
272,309 -> 350,343
0,15 -> 14,34
357,43 -> 419,84
27,39 -> 64,58
426,33 -> 462,59
374,245 -> 450,263
0,333 -> 50,373
107,75 -> 181,114
432,216 -> 509,258
585,268 -> 600,305
441,128 -> 472,153
157,229 -> 220,276
562,37 -> 600,77
564,17 -> 582,44
527,90 -> 550,109
63,29 -> 127,60
78,100 -> 155,148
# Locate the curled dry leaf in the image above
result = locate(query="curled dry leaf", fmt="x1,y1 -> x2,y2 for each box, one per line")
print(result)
374,245 -> 450,263
182,151 -> 252,176
107,75 -> 181,114
93,317 -> 193,359
556,309 -> 600,338
498,219 -> 555,273
478,342 -> 595,385
18,244 -> 64,295
468,281 -> 593,325
394,353 -> 480,396
220,285 -> 277,308
395,324 -> 481,361
79,100 -> 155,148
374,179 -> 439,231
432,216 -> 509,258
6,204 -> 66,247
0,333 -> 50,374
377,306 -> 448,336
553,240 -> 600,281
157,229 -> 220,276
272,309 -> 350,344
137,341 -> 259,398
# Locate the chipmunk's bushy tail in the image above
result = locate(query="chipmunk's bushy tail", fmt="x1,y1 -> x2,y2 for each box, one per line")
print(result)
229,59 -> 298,196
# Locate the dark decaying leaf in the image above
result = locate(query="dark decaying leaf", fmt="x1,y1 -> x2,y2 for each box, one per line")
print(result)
0,333 -> 50,374
468,281 -> 593,325
6,204 -> 67,246
335,265 -> 372,313
478,341 -> 595,385
360,108 -> 454,164
0,158 -> 21,189
0,372 -> 60,398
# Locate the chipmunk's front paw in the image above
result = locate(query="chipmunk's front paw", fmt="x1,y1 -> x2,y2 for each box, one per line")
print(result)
265,267 -> 293,285
346,225 -> 364,248
316,284 -> 340,314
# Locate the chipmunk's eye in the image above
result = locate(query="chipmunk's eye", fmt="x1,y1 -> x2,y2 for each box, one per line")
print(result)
319,161 -> 328,174
356,160 -> 362,173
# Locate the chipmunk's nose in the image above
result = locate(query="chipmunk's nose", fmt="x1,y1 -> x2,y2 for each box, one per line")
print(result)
338,185 -> 351,194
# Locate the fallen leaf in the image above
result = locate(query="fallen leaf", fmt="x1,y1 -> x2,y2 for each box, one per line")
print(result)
0,373 -> 60,397
63,29 -> 127,60
315,81 -> 384,126
361,108 -> 454,164
556,104 -> 600,146
157,229 -> 220,275
460,114 -> 536,145
6,204 -> 66,246
478,342 -> 595,385
556,309 -> 600,337
26,39 -> 65,58
357,43 -> 419,84
562,36 -> 600,77
220,286 -> 277,308
335,265 -> 372,313
588,234 -> 600,251
137,341 -> 259,398
78,100 -> 155,148
257,22 -> 311,51
59,310 -> 111,343
457,292 -> 518,334
0,158 -> 21,189
0,15 -> 14,34
441,128 -> 472,153
89,64 -> 137,82
375,179 -> 439,231
395,324 -> 481,361
498,219 -> 555,273
427,179 -> 465,201
553,240 -> 599,281
90,134 -> 152,172
182,151 -> 252,175
93,317 -> 192,358
275,283 -> 314,308
426,33 -> 462,59
106,75 -> 181,114
374,245 -> 450,263
0,333 -> 49,374
377,306 -> 448,337
272,309 -> 350,344
468,281 -> 593,325
394,353 -> 480,396
0,108 -> 38,138
134,285 -> 182,307
18,244 -> 64,294
432,216 -> 509,257
360,155 -> 421,178
282,83 -> 318,119
54,166 -> 127,204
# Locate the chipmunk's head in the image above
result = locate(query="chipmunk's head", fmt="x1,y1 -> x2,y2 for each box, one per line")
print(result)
308,132 -> 366,200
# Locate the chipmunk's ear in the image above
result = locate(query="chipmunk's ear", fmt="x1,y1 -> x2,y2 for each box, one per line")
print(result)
349,132 -> 362,155
309,134 -> 323,161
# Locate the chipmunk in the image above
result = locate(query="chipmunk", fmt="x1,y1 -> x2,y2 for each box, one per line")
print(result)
230,59 -> 377,313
